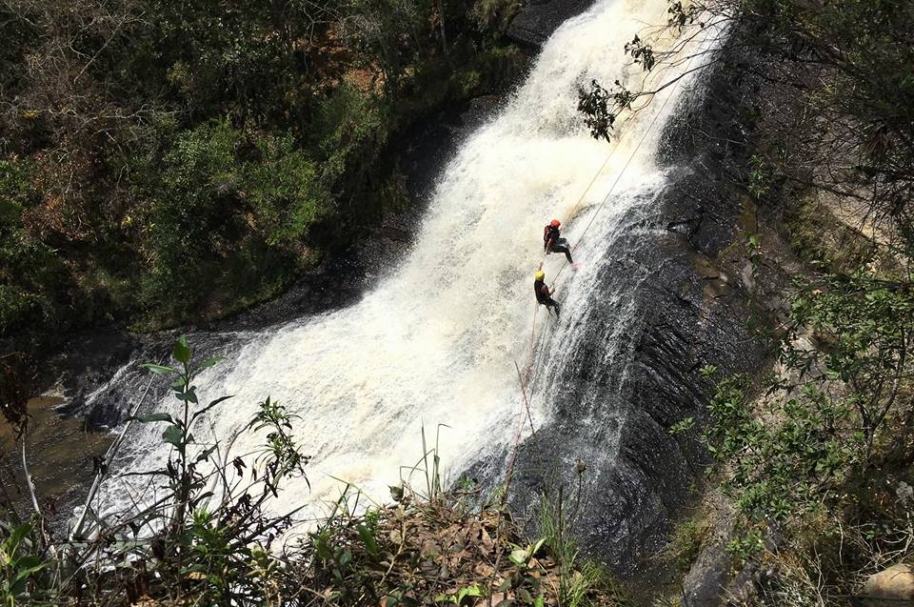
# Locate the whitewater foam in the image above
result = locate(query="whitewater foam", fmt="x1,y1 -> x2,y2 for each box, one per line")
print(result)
104,0 -> 710,526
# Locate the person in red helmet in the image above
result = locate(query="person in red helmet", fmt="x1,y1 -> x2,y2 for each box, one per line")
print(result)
543,218 -> 574,263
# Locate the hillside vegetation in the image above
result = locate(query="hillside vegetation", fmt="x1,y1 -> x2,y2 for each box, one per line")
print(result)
579,0 -> 914,603
0,0 -> 524,351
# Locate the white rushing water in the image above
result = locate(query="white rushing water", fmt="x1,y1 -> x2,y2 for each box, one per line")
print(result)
107,0 -> 708,525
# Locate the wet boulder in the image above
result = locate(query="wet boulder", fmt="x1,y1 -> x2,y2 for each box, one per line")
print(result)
507,0 -> 594,47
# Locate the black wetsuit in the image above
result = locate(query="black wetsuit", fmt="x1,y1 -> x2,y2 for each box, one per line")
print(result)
534,279 -> 560,317
543,225 -> 574,263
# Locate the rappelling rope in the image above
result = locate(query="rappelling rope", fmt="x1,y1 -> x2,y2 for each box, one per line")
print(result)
521,49 -> 701,394
553,78 -> 683,285
521,120 -> 626,385
522,145 -> 622,384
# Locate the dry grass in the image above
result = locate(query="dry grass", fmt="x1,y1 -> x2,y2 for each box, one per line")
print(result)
284,496 -> 624,607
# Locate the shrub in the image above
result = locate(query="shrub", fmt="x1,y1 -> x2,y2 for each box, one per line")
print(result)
137,120 -> 329,321
0,160 -> 66,339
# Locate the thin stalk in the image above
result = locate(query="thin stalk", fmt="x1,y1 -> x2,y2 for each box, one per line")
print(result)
20,437 -> 42,520
70,367 -> 158,541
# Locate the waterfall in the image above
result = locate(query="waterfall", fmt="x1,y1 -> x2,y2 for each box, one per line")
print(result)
103,0 -> 709,526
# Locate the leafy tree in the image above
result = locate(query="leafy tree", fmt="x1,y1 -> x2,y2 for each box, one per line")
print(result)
137,121 -> 330,320
0,0 -> 522,349
0,160 -> 67,339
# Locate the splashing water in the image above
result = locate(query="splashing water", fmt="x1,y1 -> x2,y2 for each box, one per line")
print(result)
104,0 -> 710,525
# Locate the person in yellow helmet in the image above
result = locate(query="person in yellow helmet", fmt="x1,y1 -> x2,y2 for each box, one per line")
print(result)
534,266 -> 560,317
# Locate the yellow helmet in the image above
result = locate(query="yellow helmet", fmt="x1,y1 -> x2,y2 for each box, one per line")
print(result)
534,270 -> 545,281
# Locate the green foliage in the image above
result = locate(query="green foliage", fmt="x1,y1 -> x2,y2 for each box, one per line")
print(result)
725,528 -> 764,564
669,416 -> 696,434
137,120 -> 329,320
249,396 -> 310,483
299,494 -> 623,607
784,200 -> 879,274
0,0 -> 523,347
718,0 -> 914,248
118,338 -> 307,604
786,274 -> 914,448
0,160 -> 67,339
536,483 -> 615,607
665,518 -> 710,573
470,0 -> 521,34
577,80 -> 636,142
435,583 -> 483,604
0,287 -> 40,337
746,155 -> 772,200
112,0 -> 339,124
509,538 -> 546,568
0,522 -> 50,606
539,494 -> 577,570
704,373 -> 860,523
312,85 -> 391,225
667,1 -> 700,31
500,537 -> 550,606
624,35 -> 656,71
562,562 -> 606,607
701,274 -> 914,575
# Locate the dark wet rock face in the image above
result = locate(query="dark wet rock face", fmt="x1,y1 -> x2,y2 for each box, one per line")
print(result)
510,181 -> 760,573
509,41 -> 767,575
508,0 -> 594,46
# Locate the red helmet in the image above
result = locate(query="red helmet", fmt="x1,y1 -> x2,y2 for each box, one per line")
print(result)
550,219 -> 561,227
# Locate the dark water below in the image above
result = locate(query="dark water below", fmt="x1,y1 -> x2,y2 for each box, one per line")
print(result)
2,397 -> 111,525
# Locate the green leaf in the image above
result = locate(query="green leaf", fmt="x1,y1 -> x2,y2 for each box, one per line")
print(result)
195,446 -> 217,463
128,412 -> 174,424
190,395 -> 234,424
13,562 -> 45,585
7,523 -> 31,551
10,576 -> 27,595
173,336 -> 192,364
162,425 -> 184,447
143,363 -> 177,376
509,548 -> 528,567
456,584 -> 482,603
195,356 -> 223,372
15,555 -> 42,570
177,388 -> 199,404
357,524 -> 379,557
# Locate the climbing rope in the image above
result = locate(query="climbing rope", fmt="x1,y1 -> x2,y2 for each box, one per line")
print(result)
519,49 -> 701,405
